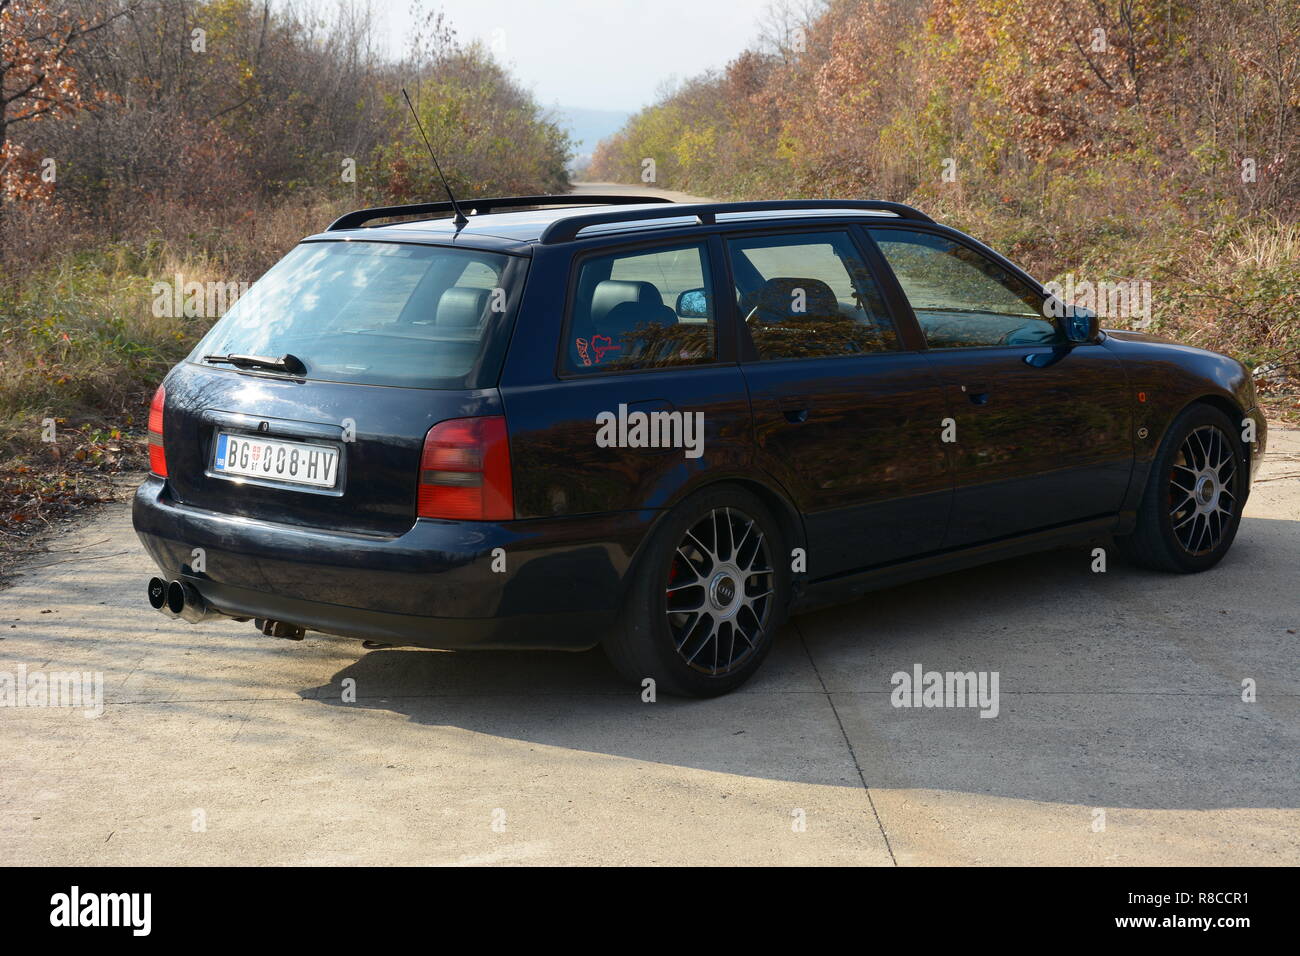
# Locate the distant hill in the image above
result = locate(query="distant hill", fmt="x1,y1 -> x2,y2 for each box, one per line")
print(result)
551,106 -> 632,172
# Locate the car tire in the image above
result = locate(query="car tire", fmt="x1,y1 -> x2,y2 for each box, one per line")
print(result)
603,485 -> 790,697
1115,402 -> 1247,573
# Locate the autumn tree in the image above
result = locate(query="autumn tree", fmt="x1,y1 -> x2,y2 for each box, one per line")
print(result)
0,0 -> 131,259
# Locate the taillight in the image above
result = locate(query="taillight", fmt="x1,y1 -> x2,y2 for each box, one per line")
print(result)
148,384 -> 168,477
418,416 -> 513,520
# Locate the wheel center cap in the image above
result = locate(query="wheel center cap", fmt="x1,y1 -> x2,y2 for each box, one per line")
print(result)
1195,474 -> 1216,506
709,572 -> 739,613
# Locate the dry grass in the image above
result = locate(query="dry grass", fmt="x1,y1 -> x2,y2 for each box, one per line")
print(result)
1224,218 -> 1300,271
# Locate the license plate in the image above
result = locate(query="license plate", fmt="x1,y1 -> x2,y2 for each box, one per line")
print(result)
213,432 -> 339,489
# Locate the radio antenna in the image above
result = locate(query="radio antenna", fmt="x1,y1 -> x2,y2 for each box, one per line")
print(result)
402,87 -> 468,229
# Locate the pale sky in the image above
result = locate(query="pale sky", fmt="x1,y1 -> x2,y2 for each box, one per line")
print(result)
298,0 -> 781,112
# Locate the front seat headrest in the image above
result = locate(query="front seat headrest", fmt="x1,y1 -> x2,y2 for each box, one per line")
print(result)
590,280 -> 669,325
744,277 -> 840,322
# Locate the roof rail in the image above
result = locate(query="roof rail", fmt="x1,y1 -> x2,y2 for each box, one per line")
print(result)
538,199 -> 934,244
326,194 -> 674,232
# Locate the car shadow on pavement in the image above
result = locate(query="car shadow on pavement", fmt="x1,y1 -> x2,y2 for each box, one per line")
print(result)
299,518 -> 1300,811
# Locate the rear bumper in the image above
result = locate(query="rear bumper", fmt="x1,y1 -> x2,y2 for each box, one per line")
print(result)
133,476 -> 657,650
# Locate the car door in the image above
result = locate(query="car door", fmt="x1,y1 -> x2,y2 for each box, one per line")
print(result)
501,234 -> 754,522
865,225 -> 1132,547
726,227 -> 953,579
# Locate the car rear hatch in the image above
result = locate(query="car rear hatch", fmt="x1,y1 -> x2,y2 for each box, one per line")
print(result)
160,238 -> 527,536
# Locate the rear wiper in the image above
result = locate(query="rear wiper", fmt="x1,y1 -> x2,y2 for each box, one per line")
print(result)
203,353 -> 306,374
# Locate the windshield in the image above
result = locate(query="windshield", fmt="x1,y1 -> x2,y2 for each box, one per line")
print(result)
192,241 -> 523,388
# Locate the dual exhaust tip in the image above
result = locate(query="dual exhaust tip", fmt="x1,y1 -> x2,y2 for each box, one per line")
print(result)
147,576 -> 221,624
146,577 -> 304,638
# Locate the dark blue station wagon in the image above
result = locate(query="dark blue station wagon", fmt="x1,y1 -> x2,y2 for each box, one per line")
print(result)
135,195 -> 1267,696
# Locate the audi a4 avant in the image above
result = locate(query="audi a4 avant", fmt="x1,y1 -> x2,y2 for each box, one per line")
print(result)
135,195 -> 1267,696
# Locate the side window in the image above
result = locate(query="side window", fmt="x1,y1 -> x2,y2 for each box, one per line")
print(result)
564,242 -> 716,374
726,231 -> 898,361
867,228 -> 1061,348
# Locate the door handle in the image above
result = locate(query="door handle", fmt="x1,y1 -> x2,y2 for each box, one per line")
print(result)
776,396 -> 810,424
961,384 -> 990,405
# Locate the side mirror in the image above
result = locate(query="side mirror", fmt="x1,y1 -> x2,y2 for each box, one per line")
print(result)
676,288 -> 710,319
1062,304 -> 1099,344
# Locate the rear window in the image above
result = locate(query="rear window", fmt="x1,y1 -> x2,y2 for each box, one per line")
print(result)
192,241 -> 523,388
